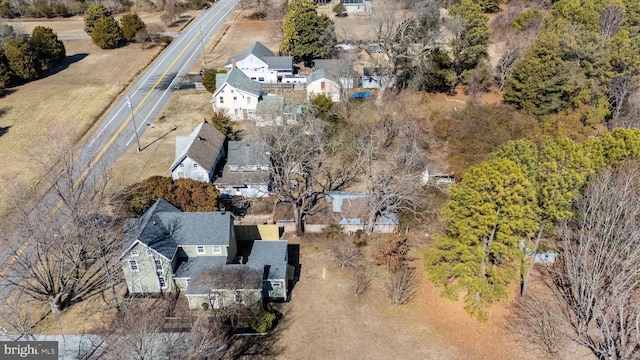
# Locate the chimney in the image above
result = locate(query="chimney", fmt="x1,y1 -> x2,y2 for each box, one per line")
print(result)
231,59 -> 236,68
201,117 -> 206,123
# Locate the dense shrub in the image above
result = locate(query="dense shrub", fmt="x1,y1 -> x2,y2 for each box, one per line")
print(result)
122,176 -> 220,216
250,310 -> 276,333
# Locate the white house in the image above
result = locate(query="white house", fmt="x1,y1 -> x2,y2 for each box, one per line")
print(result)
224,42 -> 294,84
214,141 -> 271,198
306,69 -> 343,102
211,67 -> 264,121
169,120 -> 226,182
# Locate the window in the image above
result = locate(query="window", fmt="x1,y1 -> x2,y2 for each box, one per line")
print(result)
233,96 -> 237,103
234,109 -> 239,117
321,81 -> 326,91
219,96 -> 224,103
212,246 -> 222,255
180,163 -> 184,168
130,249 -> 139,257
158,276 -> 167,289
234,291 -> 244,304
247,97 -> 251,104
220,90 -> 224,93
271,281 -> 282,289
251,77 -> 256,80
258,77 -> 265,82
146,248 -> 153,256
128,260 -> 139,272
193,163 -> 198,168
154,259 -> 163,272
197,246 -> 205,254
231,89 -> 234,93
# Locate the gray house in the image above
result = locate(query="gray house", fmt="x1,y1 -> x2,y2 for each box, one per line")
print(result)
214,141 -> 271,198
254,94 -> 300,126
273,191 -> 399,234
119,199 -> 292,310
169,120 -> 226,182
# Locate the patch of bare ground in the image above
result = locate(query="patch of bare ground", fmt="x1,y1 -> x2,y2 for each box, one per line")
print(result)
275,235 -> 542,360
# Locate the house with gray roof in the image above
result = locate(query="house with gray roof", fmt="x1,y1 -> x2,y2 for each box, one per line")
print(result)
273,191 -> 399,234
254,94 -> 300,126
214,141 -> 271,198
307,60 -> 356,102
170,120 -> 226,182
119,199 -> 292,309
211,67 -> 264,121
224,41 -> 293,84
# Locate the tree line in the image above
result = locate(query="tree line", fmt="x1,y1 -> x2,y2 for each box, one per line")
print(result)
0,23 -> 65,93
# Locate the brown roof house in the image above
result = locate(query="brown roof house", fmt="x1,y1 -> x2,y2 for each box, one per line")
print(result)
169,120 -> 226,182
273,191 -> 399,234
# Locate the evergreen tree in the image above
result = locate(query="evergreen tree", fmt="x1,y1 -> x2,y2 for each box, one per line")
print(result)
120,13 -> 146,42
0,53 -> 11,93
474,0 -> 502,13
280,0 -> 336,66
210,112 -> 237,140
426,158 -> 537,321
84,3 -> 111,35
448,0 -> 491,79
3,37 -> 40,80
504,31 -> 568,115
29,26 -> 65,67
202,68 -> 225,93
90,16 -> 125,49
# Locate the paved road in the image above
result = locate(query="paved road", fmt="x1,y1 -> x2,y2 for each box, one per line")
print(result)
0,0 -> 238,305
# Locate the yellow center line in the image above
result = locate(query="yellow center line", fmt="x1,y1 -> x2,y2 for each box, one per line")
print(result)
0,10 -> 223,278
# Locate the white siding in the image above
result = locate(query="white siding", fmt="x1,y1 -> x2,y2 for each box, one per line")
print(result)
307,79 -> 342,102
171,156 -> 212,182
213,84 -> 261,121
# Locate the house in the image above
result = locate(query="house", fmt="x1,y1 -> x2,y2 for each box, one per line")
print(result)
342,0 -> 372,13
211,67 -> 264,121
119,199 -> 293,310
254,94 -> 300,126
224,42 -> 294,83
307,60 -> 356,102
273,191 -> 399,234
214,141 -> 271,198
169,120 -> 226,182
362,67 -> 394,89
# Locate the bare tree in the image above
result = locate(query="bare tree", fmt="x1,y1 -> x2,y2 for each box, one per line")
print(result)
495,31 -> 537,92
599,4 -> 625,38
329,242 -> 363,269
508,292 -> 563,357
256,116 -> 358,236
385,266 -> 419,305
369,0 -> 443,103
356,115 -> 427,235
550,161 -> 640,360
0,290 -> 44,341
187,313 -> 229,360
353,265 -> 371,296
3,131 -> 123,314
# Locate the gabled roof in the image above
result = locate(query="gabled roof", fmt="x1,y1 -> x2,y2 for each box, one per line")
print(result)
307,69 -> 338,85
225,41 -> 274,67
226,141 -> 270,168
169,121 -> 226,172
213,67 -> 263,98
214,165 -> 271,186
187,264 -> 262,295
264,56 -> 293,71
248,240 -> 288,280
255,95 -> 284,115
120,199 -> 233,261
313,59 -> 353,73
120,199 -> 181,260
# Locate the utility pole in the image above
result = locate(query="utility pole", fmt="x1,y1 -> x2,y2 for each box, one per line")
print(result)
199,25 -> 206,66
127,94 -> 141,152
